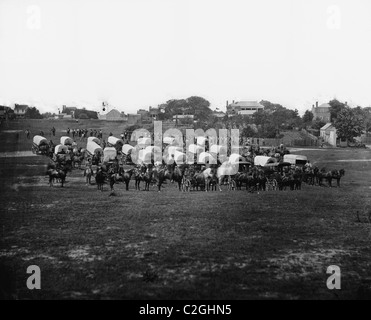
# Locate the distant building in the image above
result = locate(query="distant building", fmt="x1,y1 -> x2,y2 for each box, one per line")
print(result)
137,109 -> 150,122
149,106 -> 160,120
226,100 -> 264,116
62,105 -> 77,118
312,102 -> 331,122
320,123 -> 337,147
173,114 -> 194,122
128,114 -> 142,125
105,109 -> 123,121
14,104 -> 29,118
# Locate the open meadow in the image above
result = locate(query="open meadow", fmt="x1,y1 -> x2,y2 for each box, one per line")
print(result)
1,120 -> 371,299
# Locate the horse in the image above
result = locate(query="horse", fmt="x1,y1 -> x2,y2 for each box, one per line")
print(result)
72,154 -> 84,169
142,166 -> 154,191
83,165 -> 94,185
46,167 -> 68,187
171,164 -> 188,191
235,172 -> 257,192
95,169 -> 106,191
121,168 -> 134,191
332,169 -> 345,187
227,176 -> 236,191
153,164 -> 173,192
133,165 -> 145,190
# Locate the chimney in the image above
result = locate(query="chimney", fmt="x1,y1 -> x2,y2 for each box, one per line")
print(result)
316,101 -> 318,108
345,102 -> 348,106
233,100 -> 235,104
226,100 -> 228,107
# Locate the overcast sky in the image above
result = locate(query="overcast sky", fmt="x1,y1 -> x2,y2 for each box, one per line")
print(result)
1,0 -> 371,114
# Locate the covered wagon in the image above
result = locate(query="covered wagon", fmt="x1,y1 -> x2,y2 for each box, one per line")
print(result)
87,136 -> 100,145
86,141 -> 103,156
198,152 -> 217,164
103,147 -> 117,163
60,136 -> 74,146
122,144 -> 135,155
283,154 -> 308,166
32,135 -> 50,155
86,141 -> 103,165
254,156 -> 277,167
136,137 -> 151,149
54,144 -> 68,155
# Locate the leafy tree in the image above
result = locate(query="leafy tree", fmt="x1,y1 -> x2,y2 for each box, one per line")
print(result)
42,112 -> 55,119
161,96 -> 212,123
334,107 -> 364,141
329,99 -> 346,122
311,118 -> 327,130
241,126 -> 256,138
259,100 -> 283,113
186,96 -> 212,121
302,110 -> 314,124
25,107 -> 43,119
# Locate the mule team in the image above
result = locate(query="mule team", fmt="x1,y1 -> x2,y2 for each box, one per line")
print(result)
79,161 -> 345,193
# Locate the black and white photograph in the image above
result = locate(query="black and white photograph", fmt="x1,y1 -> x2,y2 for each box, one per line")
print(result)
1,0 -> 371,304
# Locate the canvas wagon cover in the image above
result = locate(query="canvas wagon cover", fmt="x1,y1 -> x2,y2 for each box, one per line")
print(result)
137,137 -> 151,148
122,144 -> 134,155
254,156 -> 276,166
60,136 -> 74,145
283,154 -> 308,165
88,137 -> 100,144
33,135 -> 48,146
54,144 -> 68,154
103,147 -> 117,162
163,136 -> 175,145
108,136 -> 123,146
138,149 -> 152,164
198,152 -> 216,164
197,136 -> 207,146
86,141 -> 103,155
188,144 -> 203,154
229,153 -> 244,164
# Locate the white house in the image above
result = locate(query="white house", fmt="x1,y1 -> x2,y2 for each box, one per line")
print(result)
226,101 -> 264,116
320,123 -> 337,147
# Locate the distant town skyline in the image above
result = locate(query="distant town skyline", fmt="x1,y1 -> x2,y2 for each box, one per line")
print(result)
1,0 -> 371,115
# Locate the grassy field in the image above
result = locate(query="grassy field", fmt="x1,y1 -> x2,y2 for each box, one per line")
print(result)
1,120 -> 371,300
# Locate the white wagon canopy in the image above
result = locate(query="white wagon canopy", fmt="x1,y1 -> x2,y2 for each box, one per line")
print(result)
137,137 -> 151,149
86,141 -> 103,156
87,137 -> 100,145
33,135 -> 48,146
107,136 -> 123,147
229,153 -> 244,164
283,154 -> 308,166
103,147 -> 117,162
254,156 -> 277,167
60,136 -> 74,146
54,144 -> 68,154
198,152 -> 217,164
122,144 -> 135,155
